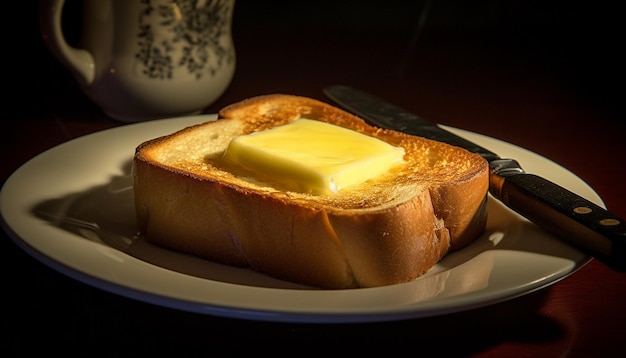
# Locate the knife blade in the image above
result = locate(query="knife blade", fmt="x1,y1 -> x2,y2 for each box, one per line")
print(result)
324,84 -> 625,271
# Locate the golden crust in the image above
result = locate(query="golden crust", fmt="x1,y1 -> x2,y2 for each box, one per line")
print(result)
133,94 -> 489,288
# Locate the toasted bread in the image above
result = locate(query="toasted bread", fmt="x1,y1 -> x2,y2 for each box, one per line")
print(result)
133,94 -> 489,289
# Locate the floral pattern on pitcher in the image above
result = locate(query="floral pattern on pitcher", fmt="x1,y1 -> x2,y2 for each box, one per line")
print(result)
136,0 -> 235,80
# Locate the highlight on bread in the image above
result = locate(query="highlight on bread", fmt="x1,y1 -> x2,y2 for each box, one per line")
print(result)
132,94 -> 489,289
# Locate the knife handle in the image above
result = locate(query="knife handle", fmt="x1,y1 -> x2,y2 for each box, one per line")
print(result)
490,173 -> 626,271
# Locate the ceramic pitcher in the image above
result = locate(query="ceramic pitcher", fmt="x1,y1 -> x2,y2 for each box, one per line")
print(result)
39,0 -> 236,122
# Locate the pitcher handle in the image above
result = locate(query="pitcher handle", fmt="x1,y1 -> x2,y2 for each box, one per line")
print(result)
39,0 -> 95,85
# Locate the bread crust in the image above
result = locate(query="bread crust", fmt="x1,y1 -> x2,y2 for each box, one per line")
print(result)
133,94 -> 489,288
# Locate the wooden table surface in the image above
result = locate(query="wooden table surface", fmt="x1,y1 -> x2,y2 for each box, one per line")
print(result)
3,2 -> 624,356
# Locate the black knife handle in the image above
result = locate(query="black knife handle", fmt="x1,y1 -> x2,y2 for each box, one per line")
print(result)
490,173 -> 626,271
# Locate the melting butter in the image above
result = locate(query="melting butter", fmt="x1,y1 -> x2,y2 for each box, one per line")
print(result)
221,118 -> 405,195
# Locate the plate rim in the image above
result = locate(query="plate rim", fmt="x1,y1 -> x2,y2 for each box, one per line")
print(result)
1,115 -> 593,323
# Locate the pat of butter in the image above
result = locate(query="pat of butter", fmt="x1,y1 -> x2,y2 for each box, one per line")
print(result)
222,118 -> 405,194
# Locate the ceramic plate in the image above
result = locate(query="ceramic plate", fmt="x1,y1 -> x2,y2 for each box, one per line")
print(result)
1,115 -> 592,323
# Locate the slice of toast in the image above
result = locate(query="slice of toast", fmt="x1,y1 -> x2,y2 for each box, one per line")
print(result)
133,94 -> 489,289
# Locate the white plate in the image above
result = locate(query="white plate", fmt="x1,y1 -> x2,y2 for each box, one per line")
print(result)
1,115 -> 593,323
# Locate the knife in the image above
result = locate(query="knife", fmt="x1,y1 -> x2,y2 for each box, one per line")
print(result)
324,85 -> 626,272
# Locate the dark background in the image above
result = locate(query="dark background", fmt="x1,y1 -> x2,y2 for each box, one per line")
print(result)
3,1 -> 624,356
10,0 -> 625,122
